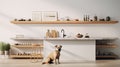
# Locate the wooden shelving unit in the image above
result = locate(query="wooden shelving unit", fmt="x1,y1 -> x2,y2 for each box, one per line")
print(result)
96,55 -> 117,59
10,44 -> 43,59
11,21 -> 118,24
11,45 -> 43,48
96,39 -> 118,59
10,54 -> 43,59
96,52 -> 118,59
96,44 -> 117,48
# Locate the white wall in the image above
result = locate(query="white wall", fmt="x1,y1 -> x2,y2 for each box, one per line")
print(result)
0,0 -> 120,58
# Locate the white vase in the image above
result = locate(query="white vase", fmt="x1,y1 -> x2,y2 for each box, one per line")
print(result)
4,51 -> 9,55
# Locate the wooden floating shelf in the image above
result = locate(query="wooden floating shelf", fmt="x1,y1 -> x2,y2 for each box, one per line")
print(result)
96,55 -> 117,58
11,45 -> 43,48
10,54 -> 43,59
96,44 -> 117,48
11,21 -> 118,24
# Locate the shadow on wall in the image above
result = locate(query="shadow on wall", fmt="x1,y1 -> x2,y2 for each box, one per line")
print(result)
0,11 -> 13,20
61,49 -> 91,61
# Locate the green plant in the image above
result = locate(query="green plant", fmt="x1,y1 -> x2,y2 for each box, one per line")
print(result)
0,42 -> 5,51
4,43 -> 10,51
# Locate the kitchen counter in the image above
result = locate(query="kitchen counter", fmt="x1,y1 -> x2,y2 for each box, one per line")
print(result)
43,37 -> 117,62
44,37 -> 117,40
44,39 -> 96,62
11,37 -> 117,62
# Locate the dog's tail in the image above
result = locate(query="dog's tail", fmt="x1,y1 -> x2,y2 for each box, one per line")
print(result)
42,62 -> 46,64
42,62 -> 53,64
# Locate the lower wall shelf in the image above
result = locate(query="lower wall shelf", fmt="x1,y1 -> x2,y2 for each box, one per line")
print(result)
10,54 -> 43,59
96,55 -> 118,59
96,56 -> 117,58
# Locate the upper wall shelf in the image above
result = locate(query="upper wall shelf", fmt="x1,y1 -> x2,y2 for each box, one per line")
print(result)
11,21 -> 118,24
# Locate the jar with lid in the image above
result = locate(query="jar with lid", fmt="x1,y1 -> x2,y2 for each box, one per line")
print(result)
106,16 -> 111,21
94,15 -> 98,21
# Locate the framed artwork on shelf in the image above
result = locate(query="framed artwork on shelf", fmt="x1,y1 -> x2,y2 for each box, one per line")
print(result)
42,11 -> 58,21
32,11 -> 42,21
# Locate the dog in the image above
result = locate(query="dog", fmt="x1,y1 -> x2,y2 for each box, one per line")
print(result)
42,45 -> 62,64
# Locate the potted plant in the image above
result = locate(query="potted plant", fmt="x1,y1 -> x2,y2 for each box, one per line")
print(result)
4,43 -> 10,55
0,42 -> 5,55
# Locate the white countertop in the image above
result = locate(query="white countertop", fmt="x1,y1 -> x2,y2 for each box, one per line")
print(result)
11,37 -> 118,41
44,37 -> 118,41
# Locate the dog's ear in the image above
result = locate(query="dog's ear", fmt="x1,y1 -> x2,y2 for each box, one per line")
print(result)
60,45 -> 62,48
55,45 -> 57,48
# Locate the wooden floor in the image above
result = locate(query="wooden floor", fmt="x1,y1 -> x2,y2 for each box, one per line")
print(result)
0,59 -> 120,67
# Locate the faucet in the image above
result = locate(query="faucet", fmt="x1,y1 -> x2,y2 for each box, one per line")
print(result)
61,29 -> 66,38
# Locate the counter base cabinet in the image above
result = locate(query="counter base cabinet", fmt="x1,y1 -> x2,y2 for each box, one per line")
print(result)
43,40 -> 96,62
96,40 -> 118,59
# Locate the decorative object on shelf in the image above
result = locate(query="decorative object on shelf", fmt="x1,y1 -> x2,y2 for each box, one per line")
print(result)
14,43 -> 42,46
46,29 -> 51,38
32,11 -> 58,22
83,15 -> 90,21
76,33 -> 83,38
28,19 -> 31,21
94,15 -> 98,21
15,43 -> 20,45
85,33 -> 90,38
42,11 -> 58,21
19,18 -> 26,21
74,19 -> 79,21
32,11 -> 42,21
14,18 -> 32,21
16,35 -> 24,38
46,29 -> 59,38
61,29 -> 66,38
17,52 -> 30,55
99,18 -> 105,21
90,19 -> 93,21
14,19 -> 17,21
65,16 -> 71,21
106,16 -> 111,21
14,43 -> 31,46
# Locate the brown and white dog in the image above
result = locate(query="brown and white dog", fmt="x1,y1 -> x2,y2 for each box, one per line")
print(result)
42,45 -> 62,64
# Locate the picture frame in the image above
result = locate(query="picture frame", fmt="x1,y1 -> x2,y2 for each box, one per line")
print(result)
32,11 -> 42,21
42,11 -> 58,21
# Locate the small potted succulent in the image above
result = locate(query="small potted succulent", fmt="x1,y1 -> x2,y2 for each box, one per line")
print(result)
4,43 -> 10,55
0,42 -> 5,55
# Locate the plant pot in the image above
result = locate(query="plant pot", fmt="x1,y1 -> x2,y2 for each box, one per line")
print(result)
4,51 -> 9,55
